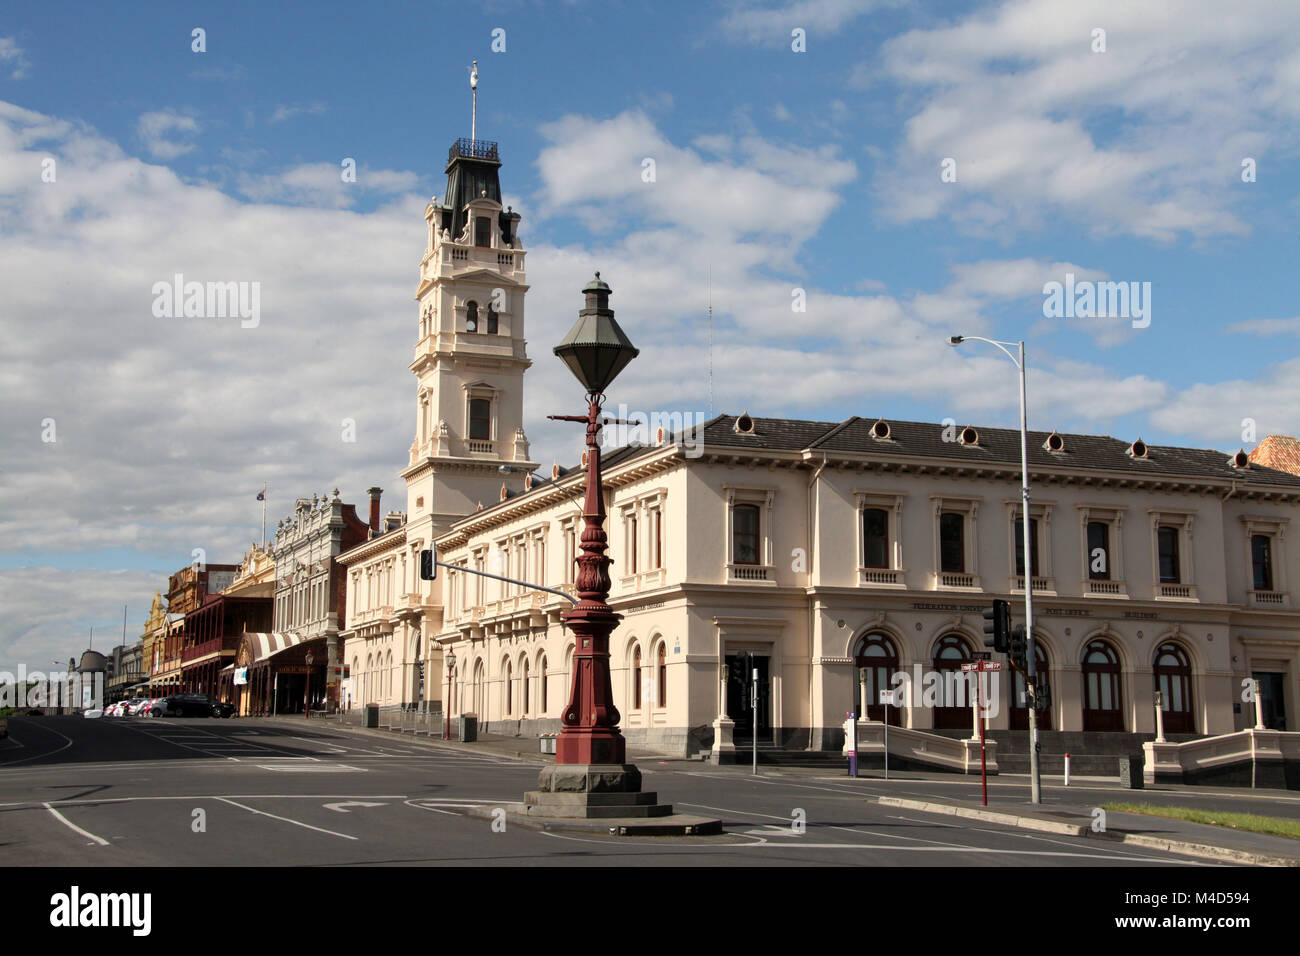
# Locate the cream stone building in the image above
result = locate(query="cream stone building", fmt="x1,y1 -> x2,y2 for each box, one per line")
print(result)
338,132 -> 1300,759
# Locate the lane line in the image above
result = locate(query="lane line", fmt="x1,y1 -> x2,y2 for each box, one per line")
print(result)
1,723 -> 75,766
215,797 -> 357,840
42,802 -> 109,846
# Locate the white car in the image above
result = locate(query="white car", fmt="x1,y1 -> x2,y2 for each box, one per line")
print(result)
82,707 -> 103,718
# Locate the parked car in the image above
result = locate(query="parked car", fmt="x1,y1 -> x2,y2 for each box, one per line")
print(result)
82,707 -> 103,718
141,698 -> 167,717
210,700 -> 236,719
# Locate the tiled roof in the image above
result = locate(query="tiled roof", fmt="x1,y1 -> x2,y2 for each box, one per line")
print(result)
1249,435 -> 1300,478
677,414 -> 1300,488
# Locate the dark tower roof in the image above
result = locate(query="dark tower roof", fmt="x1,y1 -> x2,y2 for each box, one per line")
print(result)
443,138 -> 502,240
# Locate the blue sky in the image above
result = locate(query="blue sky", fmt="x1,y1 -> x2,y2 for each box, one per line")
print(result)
2,0 -> 1299,663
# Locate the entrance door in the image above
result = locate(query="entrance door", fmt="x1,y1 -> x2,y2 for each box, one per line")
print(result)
726,654 -> 771,742
1253,672 -> 1287,730
1082,640 -> 1124,732
931,635 -> 972,730
1010,644 -> 1053,731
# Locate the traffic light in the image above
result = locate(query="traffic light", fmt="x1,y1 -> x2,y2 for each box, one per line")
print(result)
419,548 -> 436,581
1009,624 -> 1028,673
983,599 -> 1011,653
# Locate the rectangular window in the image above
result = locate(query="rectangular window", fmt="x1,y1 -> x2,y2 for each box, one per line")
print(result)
653,510 -> 662,569
1158,526 -> 1180,583
1252,534 -> 1273,591
474,216 -> 491,247
863,508 -> 889,568
629,515 -> 638,574
733,504 -> 760,565
468,398 -> 491,440
1087,521 -> 1110,580
1014,518 -> 1040,577
939,513 -> 964,573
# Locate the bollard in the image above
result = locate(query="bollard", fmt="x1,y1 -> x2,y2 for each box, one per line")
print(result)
1064,753 -> 1070,787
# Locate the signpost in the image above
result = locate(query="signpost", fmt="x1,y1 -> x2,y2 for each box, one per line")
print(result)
962,660 -> 1001,805
879,689 -> 898,779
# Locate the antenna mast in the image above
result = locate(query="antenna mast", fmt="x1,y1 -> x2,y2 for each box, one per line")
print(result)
707,263 -> 713,418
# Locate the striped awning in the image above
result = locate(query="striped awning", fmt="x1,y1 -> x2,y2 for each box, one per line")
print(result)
241,632 -> 320,665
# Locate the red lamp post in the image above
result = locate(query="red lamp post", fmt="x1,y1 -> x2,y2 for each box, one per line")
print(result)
548,273 -> 639,767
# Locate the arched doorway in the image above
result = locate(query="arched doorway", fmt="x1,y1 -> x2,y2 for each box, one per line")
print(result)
1010,641 -> 1052,730
854,633 -> 901,726
1154,642 -> 1194,733
932,634 -> 973,730
1082,639 -> 1124,732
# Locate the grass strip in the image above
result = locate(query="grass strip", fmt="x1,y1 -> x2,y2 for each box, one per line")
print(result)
1103,802 -> 1300,840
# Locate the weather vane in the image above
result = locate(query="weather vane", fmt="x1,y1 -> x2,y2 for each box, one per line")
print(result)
469,60 -> 479,142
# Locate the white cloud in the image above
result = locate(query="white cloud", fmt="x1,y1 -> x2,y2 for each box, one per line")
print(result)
0,37 -> 30,79
237,162 -> 420,208
136,109 -> 200,160
268,102 -> 327,125
876,0 -> 1300,240
1225,316 -> 1300,337
720,0 -> 898,46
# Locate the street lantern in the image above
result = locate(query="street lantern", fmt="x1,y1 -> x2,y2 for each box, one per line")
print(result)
552,273 -> 639,396
444,647 -> 457,740
545,273 -> 638,768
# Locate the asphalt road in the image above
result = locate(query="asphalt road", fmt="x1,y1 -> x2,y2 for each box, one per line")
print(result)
0,715 -> 1231,867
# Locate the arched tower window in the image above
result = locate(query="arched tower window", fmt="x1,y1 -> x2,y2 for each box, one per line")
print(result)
466,300 -> 479,332
487,306 -> 499,334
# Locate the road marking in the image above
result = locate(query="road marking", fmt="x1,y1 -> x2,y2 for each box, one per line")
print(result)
42,802 -> 109,846
216,797 -> 357,840
1,723 -> 74,766
256,763 -> 364,772
324,801 -> 386,813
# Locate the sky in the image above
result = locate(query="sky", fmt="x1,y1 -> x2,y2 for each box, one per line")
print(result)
2,0 -> 1299,669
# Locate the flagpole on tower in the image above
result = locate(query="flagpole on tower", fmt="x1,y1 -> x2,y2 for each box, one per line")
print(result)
470,60 -> 479,142
260,483 -> 268,549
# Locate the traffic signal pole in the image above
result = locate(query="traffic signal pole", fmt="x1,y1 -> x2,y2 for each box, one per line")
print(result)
1017,341 -> 1042,805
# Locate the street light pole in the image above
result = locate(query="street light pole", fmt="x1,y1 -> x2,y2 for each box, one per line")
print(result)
948,335 -> 1043,804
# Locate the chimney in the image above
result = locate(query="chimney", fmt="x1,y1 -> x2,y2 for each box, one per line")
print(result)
367,487 -> 382,535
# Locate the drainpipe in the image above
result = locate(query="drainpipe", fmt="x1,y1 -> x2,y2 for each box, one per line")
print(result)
1222,480 -> 1238,502
807,454 -> 828,751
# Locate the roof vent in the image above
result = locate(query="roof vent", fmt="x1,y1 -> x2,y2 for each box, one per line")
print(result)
524,473 -> 533,491
871,418 -> 891,440
1127,438 -> 1149,460
581,450 -> 589,469
551,462 -> 560,479
734,412 -> 755,434
1230,449 -> 1250,469
959,426 -> 980,446
656,426 -> 665,446
1043,431 -> 1065,453
500,483 -> 508,502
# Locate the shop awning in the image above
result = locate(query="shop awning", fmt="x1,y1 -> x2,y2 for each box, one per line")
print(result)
240,632 -> 322,665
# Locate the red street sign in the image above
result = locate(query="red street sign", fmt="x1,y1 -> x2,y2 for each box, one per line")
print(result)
961,661 -> 1003,672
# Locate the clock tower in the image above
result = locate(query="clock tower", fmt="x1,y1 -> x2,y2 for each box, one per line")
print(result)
401,136 -> 538,550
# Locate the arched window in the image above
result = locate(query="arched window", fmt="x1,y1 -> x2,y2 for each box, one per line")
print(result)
1082,640 -> 1124,731
854,633 -> 900,725
632,645 -> 642,709
466,300 -> 479,332
539,654 -> 548,713
521,657 -> 530,716
504,659 -> 513,716
931,634 -> 972,729
385,651 -> 393,701
1154,642 -> 1194,734
486,306 -> 499,334
656,642 -> 667,708
1011,641 -> 1052,730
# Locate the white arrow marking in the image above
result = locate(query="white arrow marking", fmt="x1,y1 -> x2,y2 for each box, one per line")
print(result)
323,800 -> 386,813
